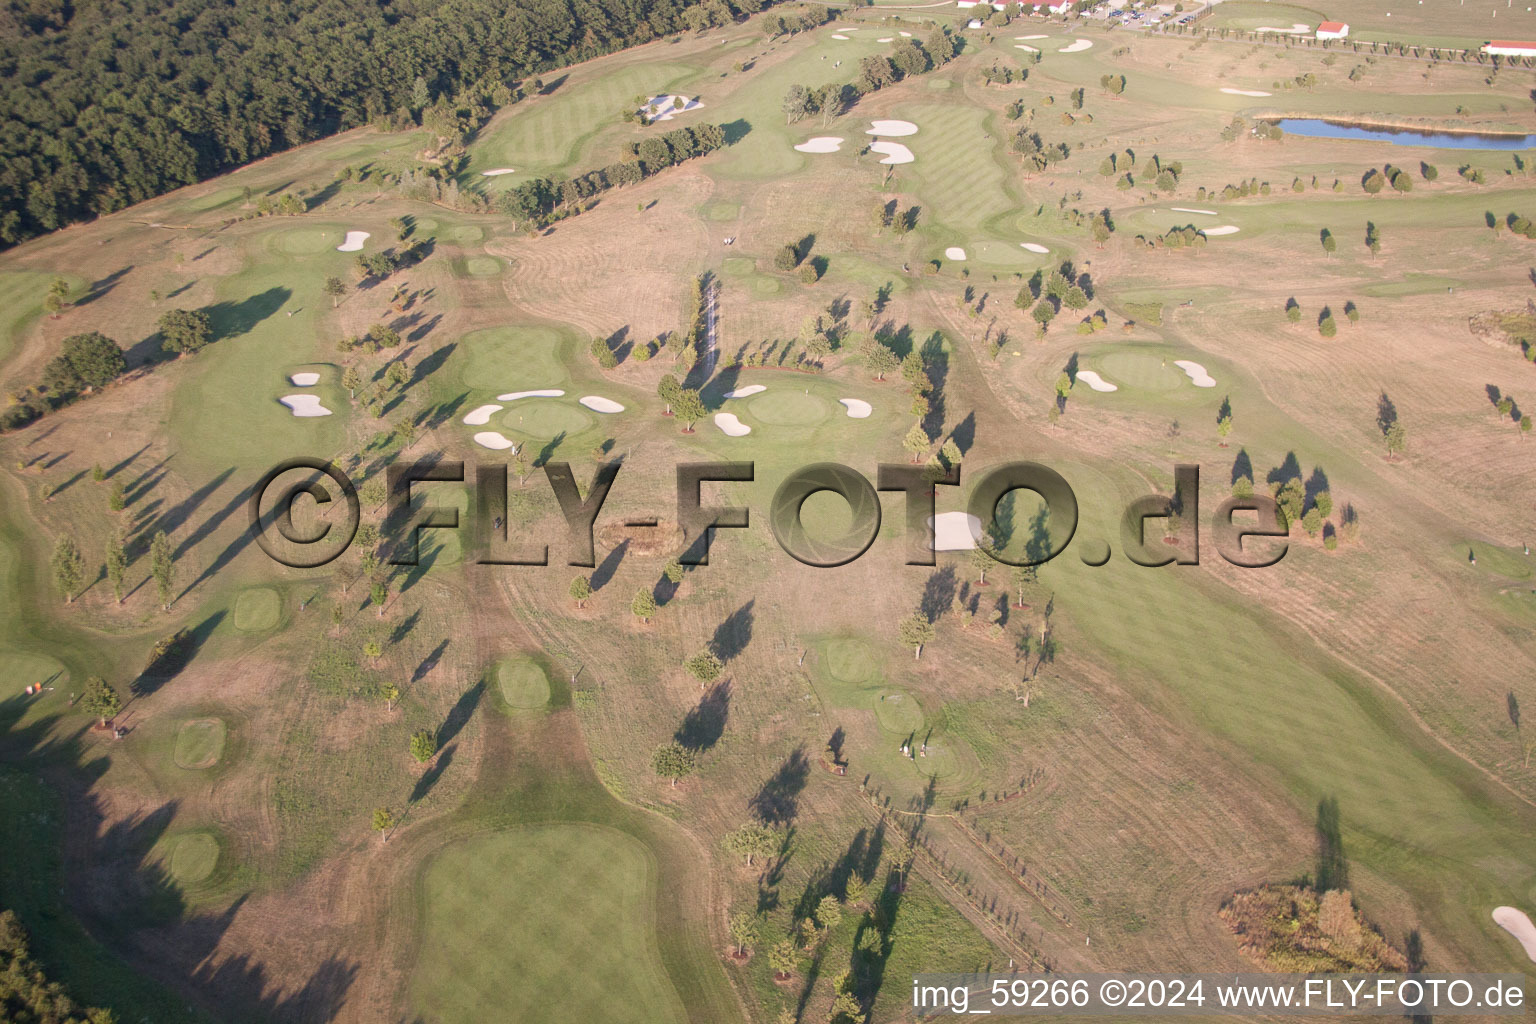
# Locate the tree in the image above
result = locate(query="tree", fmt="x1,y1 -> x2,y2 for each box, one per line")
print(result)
324,276 -> 347,307
1362,168 -> 1385,194
51,536 -> 84,603
774,243 -> 802,271
868,345 -> 899,380
768,938 -> 801,979
844,874 -> 867,905
969,544 -> 995,585
673,388 -> 706,431
898,613 -> 935,659
381,683 -> 400,711
632,588 -> 657,623
105,531 -> 127,603
569,575 -> 591,607
371,577 -> 389,616
1365,221 -> 1382,254
664,558 -> 685,585
658,373 -> 682,414
372,806 -> 395,841
44,332 -> 126,395
1321,228 -> 1336,254
783,85 -> 810,124
729,910 -> 760,956
814,894 -> 843,931
342,365 -> 362,399
80,676 -> 120,725
651,741 -> 696,786
1318,312 -> 1337,338
1384,421 -> 1407,457
723,822 -> 777,865
902,423 -> 930,463
107,481 -> 125,513
150,530 -> 174,610
410,729 -> 437,762
363,639 -> 383,659
1217,415 -> 1233,445
43,276 -> 70,317
1286,299 -> 1302,323
685,649 -> 723,682
1031,300 -> 1056,330
158,308 -> 212,356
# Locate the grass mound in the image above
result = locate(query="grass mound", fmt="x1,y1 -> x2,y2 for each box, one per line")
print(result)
825,639 -> 875,683
497,657 -> 551,709
873,689 -> 924,734
450,224 -> 484,244
1220,885 -> 1408,972
499,399 -> 594,440
410,825 -> 685,1023
746,391 -> 829,426
173,718 -> 228,770
465,256 -> 502,276
165,832 -> 220,886
232,587 -> 281,632
1097,351 -> 1185,392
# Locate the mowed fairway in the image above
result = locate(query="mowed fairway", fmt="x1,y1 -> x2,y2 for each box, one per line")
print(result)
410,824 -> 685,1024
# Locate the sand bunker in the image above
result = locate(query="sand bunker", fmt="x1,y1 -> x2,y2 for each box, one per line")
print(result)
462,404 -> 504,425
1220,87 -> 1273,97
1020,242 -> 1050,254
1075,370 -> 1118,392
714,412 -> 752,436
929,511 -> 983,551
900,30 -> 913,36
1016,33 -> 1048,39
279,395 -> 333,417
867,119 -> 919,137
1255,23 -> 1310,33
839,398 -> 873,418
336,231 -> 370,252
1174,360 -> 1217,387
473,431 -> 516,450
640,95 -> 703,121
1204,225 -> 1241,236
1059,38 -> 1093,52
724,385 -> 767,398
1171,207 -> 1218,216
289,372 -> 320,386
579,396 -> 625,413
496,389 -> 565,401
480,168 -> 516,176
878,36 -> 894,41
871,141 -> 914,165
832,32 -> 850,39
1015,44 -> 1040,52
944,247 -> 967,261
795,137 -> 845,153
1493,907 -> 1536,963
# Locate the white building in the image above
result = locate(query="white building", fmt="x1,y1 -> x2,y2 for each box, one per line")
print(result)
1315,20 -> 1349,39
1483,39 -> 1536,56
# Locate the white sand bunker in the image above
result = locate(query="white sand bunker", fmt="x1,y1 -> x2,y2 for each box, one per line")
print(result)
1493,907 -> 1536,963
1020,242 -> 1050,254
1059,38 -> 1093,52
462,404 -> 504,425
867,120 -> 919,137
1255,23 -> 1310,33
900,30 -> 913,36
640,94 -> 703,121
473,431 -> 516,451
580,396 -> 625,413
1204,225 -> 1240,236
496,389 -> 565,401
336,231 -> 370,252
929,511 -> 983,551
480,168 -> 516,176
714,412 -> 752,436
1076,370 -> 1118,392
1174,360 -> 1217,388
724,385 -> 766,398
871,141 -> 914,165
1220,87 -> 1273,97
1016,34 -> 1048,39
878,36 -> 894,42
1171,207 -> 1217,216
279,395 -> 333,417
289,372 -> 320,386
831,33 -> 851,39
839,398 -> 873,418
795,137 -> 844,154
1015,44 -> 1039,52
944,247 -> 967,261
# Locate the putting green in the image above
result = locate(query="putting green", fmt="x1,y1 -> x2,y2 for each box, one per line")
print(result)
704,202 -> 740,221
912,740 -> 960,779
457,326 -> 569,391
499,400 -> 594,439
410,824 -> 686,1024
276,228 -> 335,255
970,240 -> 1039,267
873,689 -> 925,734
165,831 -> 220,886
450,224 -> 484,244
498,657 -> 551,709
1095,352 -> 1187,393
722,257 -> 754,277
0,650 -> 67,700
1460,541 -> 1532,579
413,487 -> 468,569
173,718 -> 228,770
465,256 -> 503,276
232,587 -> 281,632
751,276 -> 782,296
412,217 -> 440,234
745,391 -> 829,426
825,638 -> 875,683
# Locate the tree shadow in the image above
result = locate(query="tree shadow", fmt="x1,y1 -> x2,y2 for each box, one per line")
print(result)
589,539 -> 629,592
534,431 -> 566,469
1265,451 -> 1302,489
132,611 -> 226,697
73,266 -> 134,308
1314,795 -> 1348,891
710,599 -> 755,662
721,118 -> 752,145
205,287 -> 292,343
437,679 -> 485,749
413,639 -> 449,683
410,742 -> 456,804
1230,448 -> 1253,485
919,566 -> 957,623
950,411 -> 976,455
749,745 -> 810,825
675,680 -> 731,752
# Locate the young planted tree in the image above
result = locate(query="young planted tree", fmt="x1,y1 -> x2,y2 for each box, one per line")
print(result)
80,676 -> 121,726
728,910 -> 760,957
1384,421 -> 1407,457
814,894 -> 843,932
371,577 -> 389,617
1011,563 -> 1036,609
723,822 -> 778,866
51,536 -> 84,603
664,558 -> 685,585
43,276 -> 70,317
410,729 -> 437,762
149,530 -> 174,610
902,423 -> 931,463
673,388 -> 707,432
324,276 -> 348,307
685,649 -> 723,682
651,741 -> 696,786
381,683 -> 401,712
768,938 -> 801,980
105,531 -> 127,604
342,365 -> 362,399
898,613 -> 935,659
569,575 -> 592,608
632,588 -> 657,623
372,806 -> 395,842
658,373 -> 682,415
158,308 -> 213,357
969,544 -> 995,586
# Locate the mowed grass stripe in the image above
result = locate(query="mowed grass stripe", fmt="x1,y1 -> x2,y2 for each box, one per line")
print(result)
905,104 -> 1017,236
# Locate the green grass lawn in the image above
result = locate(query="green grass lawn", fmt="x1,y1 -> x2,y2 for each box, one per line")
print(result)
497,657 -> 552,710
232,587 -> 281,632
410,824 -> 687,1024
173,717 -> 228,769
162,831 -> 221,885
